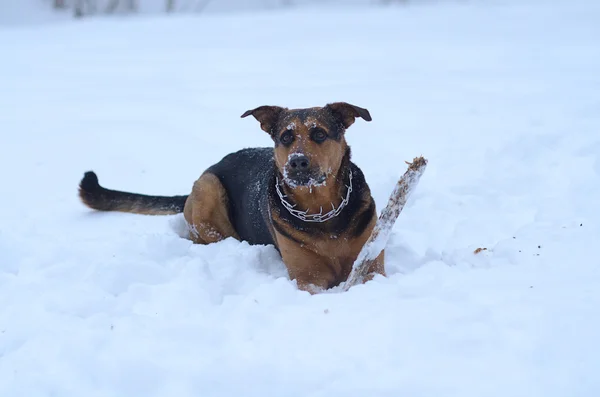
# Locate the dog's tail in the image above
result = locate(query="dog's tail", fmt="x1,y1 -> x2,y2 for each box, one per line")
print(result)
78,171 -> 188,215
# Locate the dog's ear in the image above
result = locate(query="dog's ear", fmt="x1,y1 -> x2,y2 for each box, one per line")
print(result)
325,102 -> 372,129
241,106 -> 285,134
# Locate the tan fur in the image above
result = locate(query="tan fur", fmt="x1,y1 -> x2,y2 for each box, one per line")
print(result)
272,199 -> 385,291
273,116 -> 346,192
183,173 -> 239,244
127,204 -> 177,215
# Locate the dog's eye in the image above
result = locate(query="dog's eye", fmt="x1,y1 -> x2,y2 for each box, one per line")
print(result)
280,132 -> 294,145
311,128 -> 328,143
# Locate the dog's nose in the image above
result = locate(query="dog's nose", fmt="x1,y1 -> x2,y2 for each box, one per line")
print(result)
289,155 -> 310,170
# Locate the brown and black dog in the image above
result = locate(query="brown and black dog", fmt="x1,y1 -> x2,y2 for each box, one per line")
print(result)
79,102 -> 385,292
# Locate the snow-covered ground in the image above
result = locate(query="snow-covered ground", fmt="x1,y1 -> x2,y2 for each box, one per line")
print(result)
1,0 -> 600,396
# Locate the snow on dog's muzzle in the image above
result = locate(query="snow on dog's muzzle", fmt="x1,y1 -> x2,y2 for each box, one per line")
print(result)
283,153 -> 325,187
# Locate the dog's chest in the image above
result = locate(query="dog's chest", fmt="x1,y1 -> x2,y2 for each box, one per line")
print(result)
308,233 -> 361,267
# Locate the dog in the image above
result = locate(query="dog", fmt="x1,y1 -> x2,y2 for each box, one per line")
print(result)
78,102 -> 385,292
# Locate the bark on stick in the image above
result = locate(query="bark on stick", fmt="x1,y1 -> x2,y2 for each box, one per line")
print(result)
342,156 -> 428,291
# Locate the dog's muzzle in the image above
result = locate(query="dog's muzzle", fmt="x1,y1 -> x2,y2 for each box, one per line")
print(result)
284,154 -> 325,187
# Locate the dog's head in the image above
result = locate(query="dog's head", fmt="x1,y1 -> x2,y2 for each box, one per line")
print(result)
241,102 -> 371,187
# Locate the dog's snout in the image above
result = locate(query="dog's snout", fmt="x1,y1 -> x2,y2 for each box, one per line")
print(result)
289,155 -> 310,170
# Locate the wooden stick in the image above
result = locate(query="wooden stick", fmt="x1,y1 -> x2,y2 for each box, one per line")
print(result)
342,156 -> 428,291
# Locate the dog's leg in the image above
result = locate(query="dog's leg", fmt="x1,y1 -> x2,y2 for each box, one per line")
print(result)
183,173 -> 238,244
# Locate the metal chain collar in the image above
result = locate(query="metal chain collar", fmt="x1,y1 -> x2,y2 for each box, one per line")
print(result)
275,170 -> 353,223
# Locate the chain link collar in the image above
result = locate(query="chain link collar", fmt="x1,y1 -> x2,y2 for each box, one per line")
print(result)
275,170 -> 353,223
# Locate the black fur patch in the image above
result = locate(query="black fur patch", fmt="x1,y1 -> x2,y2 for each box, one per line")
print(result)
205,148 -> 276,246
352,198 -> 376,238
271,218 -> 303,245
80,171 -> 101,192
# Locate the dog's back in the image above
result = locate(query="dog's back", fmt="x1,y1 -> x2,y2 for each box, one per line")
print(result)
205,147 -> 275,246
79,147 -> 277,245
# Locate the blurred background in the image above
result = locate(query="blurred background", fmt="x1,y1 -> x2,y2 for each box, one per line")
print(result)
3,0 -> 475,25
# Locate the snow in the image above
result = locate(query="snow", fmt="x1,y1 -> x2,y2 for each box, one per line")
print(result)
1,0 -> 600,396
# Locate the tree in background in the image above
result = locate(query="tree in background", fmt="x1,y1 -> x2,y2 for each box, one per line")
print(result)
72,0 -> 141,17
59,0 -> 402,18
106,0 -> 137,13
166,0 -> 175,12
74,0 -> 95,17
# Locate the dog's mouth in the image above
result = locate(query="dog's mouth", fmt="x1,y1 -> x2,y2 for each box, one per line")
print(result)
282,169 -> 327,188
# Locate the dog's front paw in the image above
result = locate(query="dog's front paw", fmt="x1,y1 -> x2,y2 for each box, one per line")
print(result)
296,280 -> 325,295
